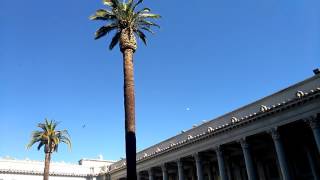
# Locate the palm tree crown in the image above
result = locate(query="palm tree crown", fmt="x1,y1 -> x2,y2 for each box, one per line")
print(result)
27,119 -> 71,153
90,0 -> 160,50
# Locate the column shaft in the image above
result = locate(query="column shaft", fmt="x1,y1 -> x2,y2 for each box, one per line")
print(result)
194,153 -> 204,180
137,172 -> 141,180
148,169 -> 154,180
177,160 -> 184,180
305,146 -> 320,180
162,164 -> 168,180
308,117 -> 320,154
240,139 -> 257,180
313,127 -> 320,153
270,129 -> 292,180
216,147 -> 228,180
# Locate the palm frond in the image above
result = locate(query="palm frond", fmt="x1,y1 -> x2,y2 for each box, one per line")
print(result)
138,20 -> 160,28
90,9 -> 116,21
52,121 -> 60,130
136,8 -> 150,15
138,13 -> 161,19
109,32 -> 121,50
127,0 -> 134,9
132,0 -> 143,10
103,0 -> 113,7
27,138 -> 40,149
111,0 -> 120,8
135,30 -> 147,45
141,27 -> 154,34
37,141 -> 44,150
60,136 -> 72,150
54,144 -> 59,152
95,23 -> 118,40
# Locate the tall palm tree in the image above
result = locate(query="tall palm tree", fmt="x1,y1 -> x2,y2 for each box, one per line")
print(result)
27,119 -> 72,180
90,0 -> 160,179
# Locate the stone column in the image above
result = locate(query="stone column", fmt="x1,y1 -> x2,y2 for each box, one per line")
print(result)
162,164 -> 168,180
137,171 -> 141,180
148,168 -> 154,180
194,153 -> 204,180
216,146 -> 228,180
306,116 -> 320,154
304,146 -> 320,180
177,159 -> 184,180
240,138 -> 257,180
270,128 -> 292,180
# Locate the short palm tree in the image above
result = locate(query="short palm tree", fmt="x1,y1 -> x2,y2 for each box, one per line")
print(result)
27,119 -> 71,180
90,0 -> 160,179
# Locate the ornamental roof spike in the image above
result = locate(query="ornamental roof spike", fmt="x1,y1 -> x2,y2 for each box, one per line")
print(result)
231,116 -> 238,123
296,90 -> 305,98
260,105 -> 268,112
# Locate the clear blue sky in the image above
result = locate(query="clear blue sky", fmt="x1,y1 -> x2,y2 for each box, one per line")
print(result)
0,0 -> 319,163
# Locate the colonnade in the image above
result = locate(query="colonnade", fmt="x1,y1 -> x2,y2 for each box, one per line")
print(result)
133,116 -> 320,180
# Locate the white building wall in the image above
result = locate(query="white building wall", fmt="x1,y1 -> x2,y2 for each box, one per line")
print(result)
0,158 -> 111,180
0,174 -> 94,180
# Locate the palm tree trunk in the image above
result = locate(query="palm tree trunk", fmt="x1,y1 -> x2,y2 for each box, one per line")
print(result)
123,48 -> 137,180
43,152 -> 51,180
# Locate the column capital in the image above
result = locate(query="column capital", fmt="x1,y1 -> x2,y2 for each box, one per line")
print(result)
268,127 -> 280,140
239,138 -> 249,149
215,145 -> 223,156
177,159 -> 183,167
148,168 -> 153,174
305,115 -> 320,129
193,152 -> 201,162
161,163 -> 167,171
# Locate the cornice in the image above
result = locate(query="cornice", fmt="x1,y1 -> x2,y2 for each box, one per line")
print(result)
0,169 -> 98,177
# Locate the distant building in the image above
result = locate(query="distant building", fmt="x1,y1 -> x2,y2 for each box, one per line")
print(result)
105,72 -> 320,180
0,157 -> 114,180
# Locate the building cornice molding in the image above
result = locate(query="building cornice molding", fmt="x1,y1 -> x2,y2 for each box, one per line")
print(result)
0,169 -> 97,177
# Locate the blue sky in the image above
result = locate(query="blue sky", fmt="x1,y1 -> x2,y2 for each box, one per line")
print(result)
0,0 -> 319,163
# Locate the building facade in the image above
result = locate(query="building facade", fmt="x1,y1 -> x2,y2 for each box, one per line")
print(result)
0,158 -> 114,180
106,73 -> 320,180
